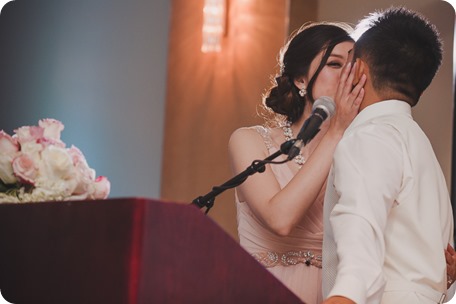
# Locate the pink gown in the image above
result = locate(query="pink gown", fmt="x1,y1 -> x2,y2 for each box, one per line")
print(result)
236,126 -> 324,304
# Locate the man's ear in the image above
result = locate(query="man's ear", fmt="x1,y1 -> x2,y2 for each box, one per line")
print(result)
353,58 -> 367,85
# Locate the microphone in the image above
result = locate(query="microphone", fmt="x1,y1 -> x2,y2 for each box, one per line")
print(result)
287,96 -> 336,161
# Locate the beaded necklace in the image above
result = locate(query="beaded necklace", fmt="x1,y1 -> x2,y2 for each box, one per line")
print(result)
282,121 -> 305,167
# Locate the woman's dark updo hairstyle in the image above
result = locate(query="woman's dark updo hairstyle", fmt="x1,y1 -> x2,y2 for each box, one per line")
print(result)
263,22 -> 354,124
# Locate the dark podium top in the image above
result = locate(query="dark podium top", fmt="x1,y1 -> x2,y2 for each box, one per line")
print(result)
0,197 -> 303,304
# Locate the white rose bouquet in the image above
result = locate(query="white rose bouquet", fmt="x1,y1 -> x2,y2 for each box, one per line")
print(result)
0,119 -> 110,203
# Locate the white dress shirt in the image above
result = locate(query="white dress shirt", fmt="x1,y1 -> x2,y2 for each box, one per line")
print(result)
322,100 -> 454,303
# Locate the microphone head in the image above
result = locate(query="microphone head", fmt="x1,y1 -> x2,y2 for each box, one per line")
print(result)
312,96 -> 336,118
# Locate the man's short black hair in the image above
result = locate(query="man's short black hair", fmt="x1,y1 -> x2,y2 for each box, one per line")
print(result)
353,7 -> 443,106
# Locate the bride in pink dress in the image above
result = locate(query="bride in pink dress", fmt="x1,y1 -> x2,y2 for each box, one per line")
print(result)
228,22 -> 364,303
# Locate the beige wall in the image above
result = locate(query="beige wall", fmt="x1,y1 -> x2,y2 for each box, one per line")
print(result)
162,0 -> 454,240
162,0 -> 290,240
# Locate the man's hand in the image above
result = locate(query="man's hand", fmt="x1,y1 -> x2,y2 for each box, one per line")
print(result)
445,243 -> 456,288
321,296 -> 356,304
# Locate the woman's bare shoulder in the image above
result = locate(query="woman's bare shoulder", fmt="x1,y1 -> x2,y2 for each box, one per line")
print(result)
229,126 -> 270,155
229,126 -> 269,145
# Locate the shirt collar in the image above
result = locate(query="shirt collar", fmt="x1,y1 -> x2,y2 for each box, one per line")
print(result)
347,99 -> 412,132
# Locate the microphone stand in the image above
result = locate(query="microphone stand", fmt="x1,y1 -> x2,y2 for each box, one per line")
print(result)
192,139 -> 296,214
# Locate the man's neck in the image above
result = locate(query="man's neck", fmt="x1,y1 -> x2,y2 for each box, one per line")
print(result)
360,87 -> 413,112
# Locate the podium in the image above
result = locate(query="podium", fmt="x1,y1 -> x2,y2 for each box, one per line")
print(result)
0,198 -> 303,304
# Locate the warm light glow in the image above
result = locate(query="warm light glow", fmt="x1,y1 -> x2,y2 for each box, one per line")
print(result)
201,0 -> 226,53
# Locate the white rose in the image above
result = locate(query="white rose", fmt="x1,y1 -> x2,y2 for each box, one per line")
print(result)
0,156 -> 16,184
67,145 -> 96,196
20,141 -> 43,162
0,131 -> 19,184
36,146 -> 78,196
39,119 -> 64,142
92,176 -> 111,199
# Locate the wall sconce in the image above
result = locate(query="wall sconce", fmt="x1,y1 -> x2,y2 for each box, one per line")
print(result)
201,0 -> 227,53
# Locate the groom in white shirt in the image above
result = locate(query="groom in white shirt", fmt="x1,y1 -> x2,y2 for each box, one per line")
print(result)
322,7 -> 454,304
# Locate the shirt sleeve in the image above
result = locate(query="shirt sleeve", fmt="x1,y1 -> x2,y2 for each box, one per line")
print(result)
328,123 -> 404,303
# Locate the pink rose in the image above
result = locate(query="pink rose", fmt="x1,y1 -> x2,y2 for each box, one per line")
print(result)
14,126 -> 44,145
12,154 -> 38,185
37,137 -> 65,148
92,176 -> 110,199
